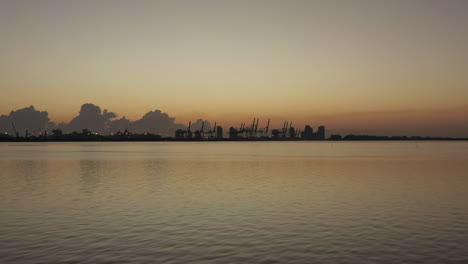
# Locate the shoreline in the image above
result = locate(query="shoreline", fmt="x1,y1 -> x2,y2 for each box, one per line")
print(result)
1,138 -> 467,142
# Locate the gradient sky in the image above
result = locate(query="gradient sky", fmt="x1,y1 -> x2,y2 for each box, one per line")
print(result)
1,0 -> 467,136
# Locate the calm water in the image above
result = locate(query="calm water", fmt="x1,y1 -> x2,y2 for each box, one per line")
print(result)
1,142 -> 468,263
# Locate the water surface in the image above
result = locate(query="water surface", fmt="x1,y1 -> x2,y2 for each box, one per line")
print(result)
1,142 -> 468,263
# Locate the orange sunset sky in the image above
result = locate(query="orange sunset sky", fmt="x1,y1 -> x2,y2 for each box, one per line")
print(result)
1,0 -> 467,136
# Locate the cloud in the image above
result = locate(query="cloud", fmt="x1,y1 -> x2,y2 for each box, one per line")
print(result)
131,109 -> 185,136
47,104 -> 205,136
189,119 -> 212,132
0,106 -> 51,135
7,103 -> 466,138
64,103 -> 117,133
108,116 -> 132,133
0,115 -> 10,134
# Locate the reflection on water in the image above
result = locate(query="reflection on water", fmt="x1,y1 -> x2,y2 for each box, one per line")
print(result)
1,142 -> 468,263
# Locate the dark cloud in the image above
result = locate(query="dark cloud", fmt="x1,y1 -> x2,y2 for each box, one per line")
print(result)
0,106 -> 51,135
1,103 -> 212,137
108,117 -> 132,133
60,104 -> 190,136
131,110 -> 185,136
64,103 -> 117,134
0,115 -> 10,134
190,119 -> 212,132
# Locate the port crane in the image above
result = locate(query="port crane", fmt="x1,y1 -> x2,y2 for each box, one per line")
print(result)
11,122 -> 19,138
207,122 -> 217,139
265,119 -> 270,138
186,121 -> 192,139
194,121 -> 205,139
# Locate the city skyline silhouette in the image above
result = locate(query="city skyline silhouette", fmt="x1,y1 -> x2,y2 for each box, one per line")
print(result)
2,2 -> 468,264
1,1 -> 468,138
1,103 -> 467,140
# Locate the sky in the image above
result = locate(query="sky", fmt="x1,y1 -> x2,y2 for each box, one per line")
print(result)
1,0 -> 467,136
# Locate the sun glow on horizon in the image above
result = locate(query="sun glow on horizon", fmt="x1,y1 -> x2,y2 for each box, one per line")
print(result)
1,1 -> 467,136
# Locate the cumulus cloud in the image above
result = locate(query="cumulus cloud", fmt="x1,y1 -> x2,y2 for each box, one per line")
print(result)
131,110 -> 185,136
189,119 -> 212,131
1,103 -> 212,137
0,115 -> 10,134
0,106 -> 52,135
108,117 -> 132,133
64,103 -> 117,133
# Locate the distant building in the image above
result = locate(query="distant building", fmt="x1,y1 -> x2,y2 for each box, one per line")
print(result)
52,129 -> 62,136
186,130 -> 192,139
194,131 -> 203,140
318,126 -> 325,140
82,129 -> 91,135
229,127 -> 238,140
271,129 -> 281,139
303,125 -> 313,139
175,129 -> 185,139
289,127 -> 296,138
329,134 -> 342,140
216,126 -> 223,139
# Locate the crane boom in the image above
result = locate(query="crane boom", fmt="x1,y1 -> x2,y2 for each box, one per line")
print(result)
11,122 -> 18,137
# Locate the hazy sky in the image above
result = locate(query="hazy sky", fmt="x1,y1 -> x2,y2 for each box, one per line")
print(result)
1,0 -> 467,136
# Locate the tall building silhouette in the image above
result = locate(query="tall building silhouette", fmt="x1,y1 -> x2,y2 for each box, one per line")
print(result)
303,125 -> 313,139
216,126 -> 223,139
318,126 -> 325,140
